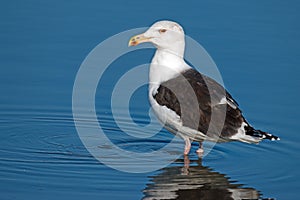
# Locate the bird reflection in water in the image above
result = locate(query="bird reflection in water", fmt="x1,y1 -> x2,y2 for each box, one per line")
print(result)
142,156 -> 272,200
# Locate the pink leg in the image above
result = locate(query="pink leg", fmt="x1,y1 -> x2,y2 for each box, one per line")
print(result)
184,137 -> 191,155
183,155 -> 190,169
181,155 -> 190,175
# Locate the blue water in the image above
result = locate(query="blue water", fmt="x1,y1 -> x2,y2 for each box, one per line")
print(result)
1,0 -> 300,199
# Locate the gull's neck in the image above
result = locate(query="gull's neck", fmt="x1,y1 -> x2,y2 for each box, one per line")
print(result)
149,48 -> 191,95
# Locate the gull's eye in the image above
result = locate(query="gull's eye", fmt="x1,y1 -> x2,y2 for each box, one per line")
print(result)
159,29 -> 167,33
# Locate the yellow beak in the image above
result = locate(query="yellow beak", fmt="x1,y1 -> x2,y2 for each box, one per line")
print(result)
128,34 -> 151,46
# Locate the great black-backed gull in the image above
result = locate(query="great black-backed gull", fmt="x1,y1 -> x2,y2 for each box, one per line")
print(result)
128,20 -> 279,155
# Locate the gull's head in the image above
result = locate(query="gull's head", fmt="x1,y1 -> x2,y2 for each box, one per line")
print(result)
129,20 -> 185,52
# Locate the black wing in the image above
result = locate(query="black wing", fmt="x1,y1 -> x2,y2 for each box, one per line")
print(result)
153,68 -> 246,140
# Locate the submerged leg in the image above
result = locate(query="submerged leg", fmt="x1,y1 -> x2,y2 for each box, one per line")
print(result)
181,155 -> 190,175
196,142 -> 204,154
184,137 -> 191,155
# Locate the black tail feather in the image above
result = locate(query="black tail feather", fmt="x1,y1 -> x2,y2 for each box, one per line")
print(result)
245,126 -> 280,141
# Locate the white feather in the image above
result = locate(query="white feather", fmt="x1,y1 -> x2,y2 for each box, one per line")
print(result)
230,122 -> 261,143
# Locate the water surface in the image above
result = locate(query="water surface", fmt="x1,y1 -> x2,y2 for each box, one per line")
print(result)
1,1 -> 299,199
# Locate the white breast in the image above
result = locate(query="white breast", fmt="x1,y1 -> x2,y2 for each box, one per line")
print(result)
149,49 -> 190,96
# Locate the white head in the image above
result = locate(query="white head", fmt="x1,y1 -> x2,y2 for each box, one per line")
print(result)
129,20 -> 185,56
